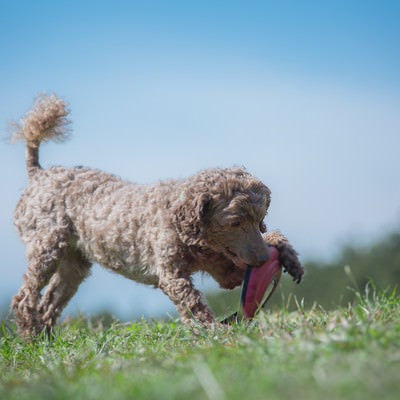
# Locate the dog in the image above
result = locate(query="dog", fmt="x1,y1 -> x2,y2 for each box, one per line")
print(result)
10,93 -> 303,338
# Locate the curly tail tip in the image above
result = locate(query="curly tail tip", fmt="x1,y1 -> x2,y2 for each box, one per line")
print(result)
11,93 -> 71,146
10,93 -> 71,175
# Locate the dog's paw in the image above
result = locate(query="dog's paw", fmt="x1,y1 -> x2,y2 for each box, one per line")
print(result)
284,263 -> 304,284
263,231 -> 304,284
278,247 -> 304,284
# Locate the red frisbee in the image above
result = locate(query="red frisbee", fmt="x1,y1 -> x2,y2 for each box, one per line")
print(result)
240,246 -> 282,319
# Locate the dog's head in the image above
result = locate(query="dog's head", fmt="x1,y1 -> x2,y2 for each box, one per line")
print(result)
174,168 -> 271,268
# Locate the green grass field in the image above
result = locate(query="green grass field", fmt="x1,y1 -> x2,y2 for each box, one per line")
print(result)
1,287 -> 399,400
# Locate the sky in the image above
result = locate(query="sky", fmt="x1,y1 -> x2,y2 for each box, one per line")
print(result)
1,0 -> 399,319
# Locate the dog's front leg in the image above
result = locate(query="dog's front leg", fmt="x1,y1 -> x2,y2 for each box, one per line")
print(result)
264,230 -> 304,283
159,270 -> 215,328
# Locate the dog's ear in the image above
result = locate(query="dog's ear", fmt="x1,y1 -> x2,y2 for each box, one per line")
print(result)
173,192 -> 212,246
198,194 -> 212,221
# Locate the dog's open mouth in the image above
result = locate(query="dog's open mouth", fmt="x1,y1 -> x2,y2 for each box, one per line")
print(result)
225,248 -> 248,269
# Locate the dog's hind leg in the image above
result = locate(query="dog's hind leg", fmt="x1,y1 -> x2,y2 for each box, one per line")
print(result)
12,217 -> 72,339
37,247 -> 92,335
12,246 -> 64,339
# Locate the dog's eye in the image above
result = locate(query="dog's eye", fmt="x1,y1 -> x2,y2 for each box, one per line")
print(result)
231,220 -> 241,228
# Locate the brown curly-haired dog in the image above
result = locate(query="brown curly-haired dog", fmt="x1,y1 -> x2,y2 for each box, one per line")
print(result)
10,94 -> 303,338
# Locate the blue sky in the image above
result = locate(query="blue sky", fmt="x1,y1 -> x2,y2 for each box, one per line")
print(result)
1,0 -> 399,319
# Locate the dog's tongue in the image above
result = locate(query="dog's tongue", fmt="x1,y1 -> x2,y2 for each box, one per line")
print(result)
241,246 -> 282,319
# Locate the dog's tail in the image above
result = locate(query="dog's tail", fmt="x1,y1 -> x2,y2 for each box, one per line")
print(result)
10,93 -> 71,177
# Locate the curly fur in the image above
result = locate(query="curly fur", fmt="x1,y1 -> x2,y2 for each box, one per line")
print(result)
10,94 -> 304,339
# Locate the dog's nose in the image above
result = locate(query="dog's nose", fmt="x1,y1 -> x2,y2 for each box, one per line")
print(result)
249,248 -> 269,267
244,243 -> 270,267
256,251 -> 270,266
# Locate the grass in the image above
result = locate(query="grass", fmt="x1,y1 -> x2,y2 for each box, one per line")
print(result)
1,287 -> 400,400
